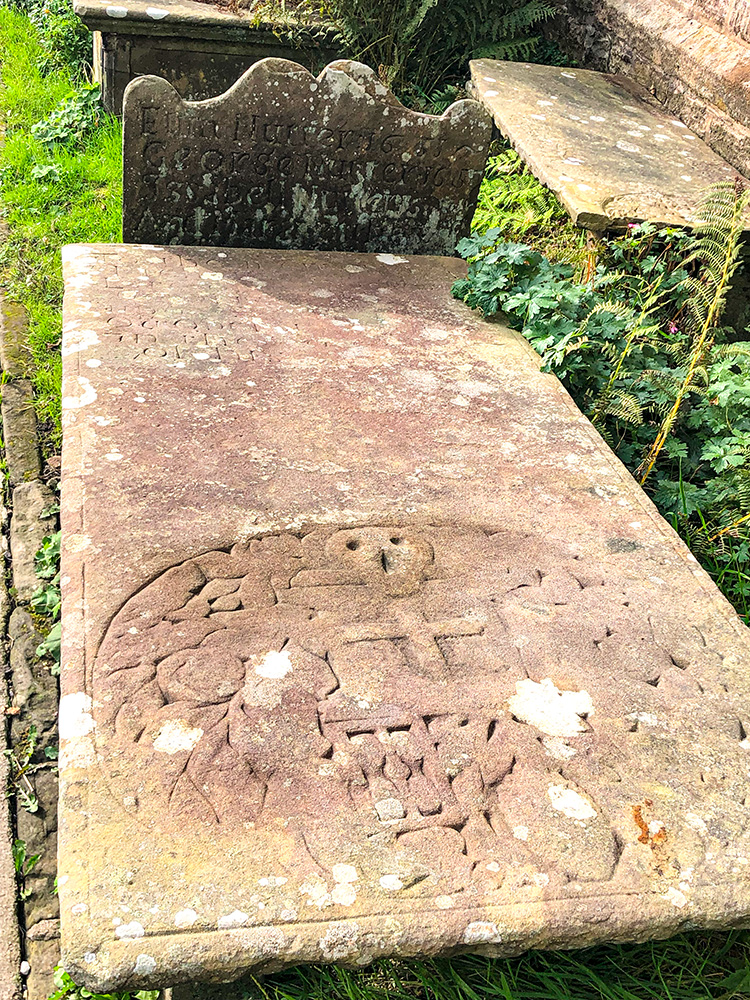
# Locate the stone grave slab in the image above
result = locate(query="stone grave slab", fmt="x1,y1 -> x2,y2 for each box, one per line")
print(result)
59,243 -> 750,991
470,59 -> 750,231
122,59 -> 491,254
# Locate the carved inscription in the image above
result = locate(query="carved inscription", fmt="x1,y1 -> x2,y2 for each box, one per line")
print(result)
123,59 -> 492,253
92,524 -> 745,915
88,255 -> 257,361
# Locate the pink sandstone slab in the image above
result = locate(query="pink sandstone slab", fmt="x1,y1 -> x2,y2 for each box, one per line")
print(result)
59,244 -> 750,991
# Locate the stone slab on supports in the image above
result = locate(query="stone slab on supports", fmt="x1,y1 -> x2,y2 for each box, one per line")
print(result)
74,0 -> 341,114
59,243 -> 750,992
469,59 -> 750,231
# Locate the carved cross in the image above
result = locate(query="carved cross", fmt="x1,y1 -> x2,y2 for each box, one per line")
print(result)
342,609 -> 484,679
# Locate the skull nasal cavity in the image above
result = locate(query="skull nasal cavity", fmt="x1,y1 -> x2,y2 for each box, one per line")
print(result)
381,549 -> 394,573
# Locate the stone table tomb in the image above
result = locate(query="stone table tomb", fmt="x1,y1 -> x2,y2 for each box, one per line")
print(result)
59,245 -> 750,991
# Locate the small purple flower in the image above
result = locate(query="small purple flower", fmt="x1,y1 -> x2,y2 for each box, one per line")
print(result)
668,321 -> 679,335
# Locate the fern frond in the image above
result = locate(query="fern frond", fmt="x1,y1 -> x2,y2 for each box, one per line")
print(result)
600,388 -> 644,426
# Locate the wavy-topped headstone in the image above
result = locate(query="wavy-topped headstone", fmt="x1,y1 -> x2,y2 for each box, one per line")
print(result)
59,243 -> 750,991
122,59 -> 492,253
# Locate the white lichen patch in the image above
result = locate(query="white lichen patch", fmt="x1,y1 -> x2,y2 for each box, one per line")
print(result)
134,955 -> 156,975
331,883 -> 357,906
252,649 -> 293,679
512,825 -> 529,841
374,798 -> 405,822
332,864 -> 358,884
174,908 -> 198,928
115,921 -> 145,939
62,328 -> 100,357
685,812 -> 708,834
463,921 -> 502,944
62,376 -> 97,410
65,534 -> 91,554
218,910 -> 248,929
379,875 -> 404,891
59,693 -> 95,739
547,784 -> 597,821
542,737 -> 577,759
435,895 -> 454,909
628,711 -> 659,727
376,254 -> 408,265
105,4 -> 127,15
319,922 -> 360,961
300,878 -> 333,908
146,5 -> 169,16
661,887 -> 688,908
508,678 -> 593,737
153,719 -> 203,754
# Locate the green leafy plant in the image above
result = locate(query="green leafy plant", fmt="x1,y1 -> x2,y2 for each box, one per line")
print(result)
6,0 -> 92,79
32,530 -> 62,672
453,186 -> 750,619
637,181 -> 750,484
12,838 -> 41,899
0,7 -> 122,446
4,725 -> 40,813
49,968 -> 158,1000
471,142 -> 586,265
31,84 -> 103,148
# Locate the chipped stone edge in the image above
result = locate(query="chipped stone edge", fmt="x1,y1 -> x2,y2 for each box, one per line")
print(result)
62,890 -> 750,993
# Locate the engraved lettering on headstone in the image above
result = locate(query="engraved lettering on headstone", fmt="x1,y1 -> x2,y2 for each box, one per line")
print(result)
123,58 -> 492,253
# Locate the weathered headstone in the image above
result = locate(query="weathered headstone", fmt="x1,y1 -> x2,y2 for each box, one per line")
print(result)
122,59 -> 492,253
60,243 -> 750,991
470,59 -> 750,230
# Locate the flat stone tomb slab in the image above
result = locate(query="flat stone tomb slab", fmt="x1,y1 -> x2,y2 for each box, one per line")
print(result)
60,244 -> 750,991
470,59 -> 749,230
122,59 -> 490,253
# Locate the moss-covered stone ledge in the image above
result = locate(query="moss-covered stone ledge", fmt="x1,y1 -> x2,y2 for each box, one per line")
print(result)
74,0 -> 341,113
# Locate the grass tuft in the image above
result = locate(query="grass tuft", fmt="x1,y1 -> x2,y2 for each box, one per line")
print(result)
0,6 -> 121,450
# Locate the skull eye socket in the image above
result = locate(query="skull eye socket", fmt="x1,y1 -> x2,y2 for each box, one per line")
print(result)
346,539 -> 360,551
390,536 -> 401,545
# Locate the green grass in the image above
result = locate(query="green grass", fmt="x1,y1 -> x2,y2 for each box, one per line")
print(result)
0,6 -> 121,449
146,933 -> 750,1000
